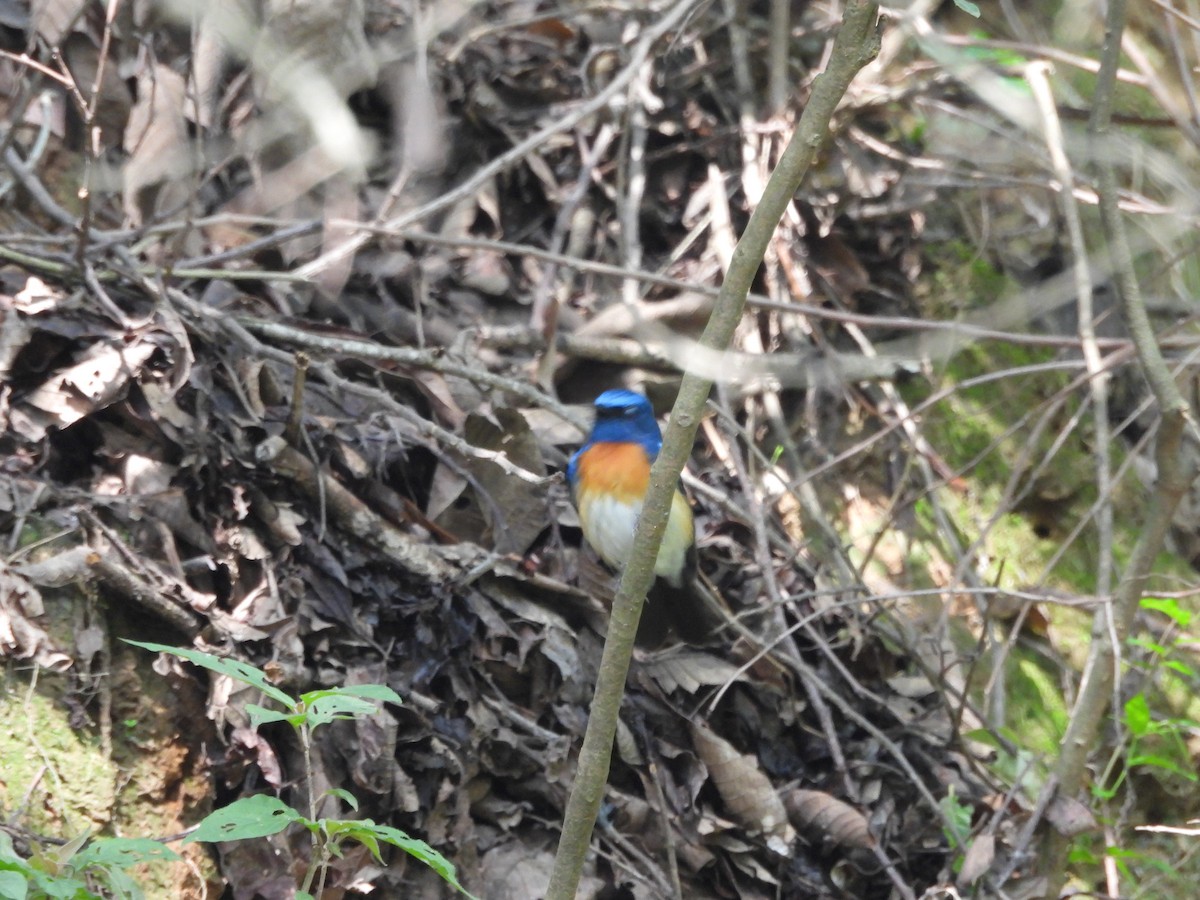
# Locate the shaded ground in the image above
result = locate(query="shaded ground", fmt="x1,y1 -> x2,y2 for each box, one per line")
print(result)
2,1 -> 1199,899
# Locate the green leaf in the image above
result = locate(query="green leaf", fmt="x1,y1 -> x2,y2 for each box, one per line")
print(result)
1128,753 -> 1198,779
246,704 -> 305,730
1140,596 -> 1193,629
124,641 -> 295,708
301,691 -> 381,727
1165,659 -> 1199,679
184,795 -> 304,844
961,728 -> 1001,748
94,864 -> 142,898
325,820 -> 382,861
74,837 -> 181,869
939,787 -> 972,848
27,869 -> 94,899
370,824 -> 476,896
325,788 -> 359,811
1123,693 -> 1151,737
330,684 -> 404,706
1127,636 -> 1169,657
0,872 -> 27,900
953,0 -> 981,15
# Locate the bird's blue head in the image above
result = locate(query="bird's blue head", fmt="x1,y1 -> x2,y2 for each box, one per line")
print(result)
584,389 -> 663,456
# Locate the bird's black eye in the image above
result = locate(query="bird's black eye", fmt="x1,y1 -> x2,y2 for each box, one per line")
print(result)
623,407 -> 637,417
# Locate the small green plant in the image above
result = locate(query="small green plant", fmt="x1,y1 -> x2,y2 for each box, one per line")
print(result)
125,640 -> 476,900
939,784 -> 973,852
0,829 -> 179,900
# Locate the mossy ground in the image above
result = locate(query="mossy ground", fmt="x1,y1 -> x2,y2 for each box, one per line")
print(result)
0,592 -> 219,899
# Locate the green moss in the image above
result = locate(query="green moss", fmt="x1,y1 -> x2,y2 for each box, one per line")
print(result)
917,240 -> 1013,318
0,672 -> 116,834
0,647 -> 217,898
1007,654 -> 1069,755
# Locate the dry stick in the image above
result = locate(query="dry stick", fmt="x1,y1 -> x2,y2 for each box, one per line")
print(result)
238,317 -> 581,434
713,386 -> 856,796
1028,64 -> 1119,834
530,123 -> 617,389
283,351 -> 309,447
1027,61 -> 1108,600
544,5 -> 881,898
618,61 -> 653,308
1036,0 -> 1200,893
768,0 -> 791,113
706,146 -> 863,824
169,291 -> 558,491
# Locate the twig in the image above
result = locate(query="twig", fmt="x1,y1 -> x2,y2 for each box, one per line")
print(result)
713,383 -> 855,797
284,352 -> 309,447
238,317 -> 580,431
617,61 -> 655,307
768,0 -> 791,112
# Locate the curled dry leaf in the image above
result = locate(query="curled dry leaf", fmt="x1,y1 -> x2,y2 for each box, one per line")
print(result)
0,564 -> 72,670
14,340 -> 157,441
783,788 -> 873,852
690,721 -> 795,855
640,649 -> 742,694
956,832 -> 995,888
123,63 -> 194,228
1045,793 -> 1098,837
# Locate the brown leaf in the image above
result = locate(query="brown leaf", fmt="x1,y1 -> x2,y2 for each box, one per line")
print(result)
30,0 -> 88,47
783,788 -> 873,852
123,63 -> 193,227
691,722 -> 794,854
956,832 -> 995,888
1045,793 -> 1097,837
16,340 -> 157,441
436,408 -> 549,555
478,841 -> 606,900
0,564 -> 72,670
641,649 -> 742,694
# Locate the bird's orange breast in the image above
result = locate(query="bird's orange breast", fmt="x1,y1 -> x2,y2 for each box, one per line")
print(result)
573,442 -> 651,504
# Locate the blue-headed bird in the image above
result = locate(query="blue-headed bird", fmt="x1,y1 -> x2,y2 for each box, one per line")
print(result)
567,389 -> 717,644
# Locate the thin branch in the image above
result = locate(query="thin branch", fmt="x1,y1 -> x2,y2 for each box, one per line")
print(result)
545,4 -> 881,897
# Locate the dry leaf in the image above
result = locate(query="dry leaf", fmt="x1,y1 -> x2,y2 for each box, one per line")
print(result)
16,340 -> 157,441
0,564 -> 72,670
30,0 -> 87,47
691,721 -> 794,854
784,788 -> 873,852
123,63 -> 193,226
1045,793 -> 1097,837
956,832 -> 995,887
641,649 -> 742,694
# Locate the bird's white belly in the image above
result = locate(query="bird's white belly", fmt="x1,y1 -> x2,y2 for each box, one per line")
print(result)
579,491 -> 691,588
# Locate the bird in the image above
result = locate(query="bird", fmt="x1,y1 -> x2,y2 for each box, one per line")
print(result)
567,389 -> 717,644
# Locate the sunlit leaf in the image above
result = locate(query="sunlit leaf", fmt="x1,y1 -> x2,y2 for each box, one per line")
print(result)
1123,694 -> 1151,737
184,795 -> 303,844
